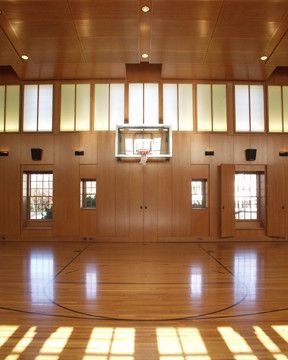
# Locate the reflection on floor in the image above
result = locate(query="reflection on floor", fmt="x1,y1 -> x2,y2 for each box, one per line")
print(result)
0,241 -> 287,358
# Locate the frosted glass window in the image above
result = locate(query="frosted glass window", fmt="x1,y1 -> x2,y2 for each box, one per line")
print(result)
250,85 -> 264,132
197,84 -> 212,131
268,86 -> 282,133
94,84 -> 109,131
144,83 -> 159,125
38,85 -> 53,132
0,86 -> 5,132
23,85 -> 38,131
179,84 -> 193,131
129,83 -> 143,125
235,85 -> 249,132
212,84 -> 227,131
283,86 -> 288,132
60,84 -> 75,131
110,83 -> 124,130
23,84 -> 53,132
5,85 -> 20,132
76,84 -> 90,131
163,84 -> 178,130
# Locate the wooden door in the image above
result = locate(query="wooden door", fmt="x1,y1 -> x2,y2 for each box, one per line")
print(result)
143,163 -> 158,242
267,164 -> 286,238
220,164 -> 235,238
129,164 -> 144,241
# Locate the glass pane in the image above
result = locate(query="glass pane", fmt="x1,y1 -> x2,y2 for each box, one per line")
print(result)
94,84 -> 109,130
5,85 -> 20,132
0,86 -> 5,132
197,84 -> 212,131
283,86 -> 288,132
268,86 -> 282,132
212,84 -> 227,131
60,84 -> 75,131
110,83 -> 124,130
179,84 -> 193,131
38,84 -> 53,131
235,85 -> 249,132
23,85 -> 38,131
76,84 -> 90,131
129,83 -> 143,125
235,173 -> 257,220
250,85 -> 264,132
144,83 -> 159,125
163,84 -> 178,130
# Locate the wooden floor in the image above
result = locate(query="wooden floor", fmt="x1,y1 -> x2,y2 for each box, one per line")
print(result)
0,241 -> 287,359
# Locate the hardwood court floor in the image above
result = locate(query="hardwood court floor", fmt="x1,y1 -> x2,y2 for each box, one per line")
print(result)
0,241 -> 287,359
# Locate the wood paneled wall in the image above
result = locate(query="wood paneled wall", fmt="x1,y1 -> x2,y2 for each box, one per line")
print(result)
1,131 -> 288,241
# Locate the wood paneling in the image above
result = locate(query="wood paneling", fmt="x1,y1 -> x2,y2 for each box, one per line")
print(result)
172,133 -> 191,236
1,130 -> 288,240
267,164 -> 286,238
96,133 -> 116,237
1,0 -> 288,79
220,164 -> 235,238
54,134 -> 79,237
20,134 -> 54,164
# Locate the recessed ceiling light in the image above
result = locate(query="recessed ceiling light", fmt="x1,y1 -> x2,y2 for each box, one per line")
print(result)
21,55 -> 29,60
142,6 -> 150,12
141,53 -> 149,59
260,55 -> 268,61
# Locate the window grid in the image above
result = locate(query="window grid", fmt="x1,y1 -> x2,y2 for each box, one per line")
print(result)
191,180 -> 208,209
81,180 -> 96,209
60,84 -> 91,132
23,84 -> 53,132
24,173 -> 53,220
197,84 -> 227,132
235,173 -> 258,220
235,84 -> 265,133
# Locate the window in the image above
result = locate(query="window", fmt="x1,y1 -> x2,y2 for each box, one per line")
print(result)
267,85 -> 288,132
129,83 -> 159,125
234,172 -> 265,222
163,83 -> 193,131
191,180 -> 208,208
23,172 -> 53,221
81,180 -> 96,208
235,85 -> 265,132
197,84 -> 227,132
23,84 -> 53,132
0,85 -> 20,132
60,84 -> 90,131
94,83 -> 125,130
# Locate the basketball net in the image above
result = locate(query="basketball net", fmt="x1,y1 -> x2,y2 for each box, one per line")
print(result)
137,149 -> 150,165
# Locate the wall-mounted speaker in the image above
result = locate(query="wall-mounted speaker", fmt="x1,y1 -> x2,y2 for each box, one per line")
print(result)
75,150 -> 85,156
0,151 -> 9,157
205,150 -> 214,156
31,148 -> 42,161
245,148 -> 257,161
279,151 -> 288,157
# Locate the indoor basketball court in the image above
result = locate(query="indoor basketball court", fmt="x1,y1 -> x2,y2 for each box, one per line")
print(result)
1,0 -> 288,359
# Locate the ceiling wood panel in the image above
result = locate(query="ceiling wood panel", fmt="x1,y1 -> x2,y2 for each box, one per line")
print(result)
0,0 -> 288,80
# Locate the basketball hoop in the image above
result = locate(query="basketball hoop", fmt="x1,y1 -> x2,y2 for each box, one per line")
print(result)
137,149 -> 150,165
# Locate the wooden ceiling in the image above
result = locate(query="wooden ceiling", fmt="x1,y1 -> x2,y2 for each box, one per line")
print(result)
0,0 -> 288,81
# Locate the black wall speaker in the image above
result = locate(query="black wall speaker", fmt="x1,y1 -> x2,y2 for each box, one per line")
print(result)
75,150 -> 85,156
279,151 -> 288,157
245,148 -> 257,161
0,151 -> 9,157
205,150 -> 214,156
31,148 -> 42,161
